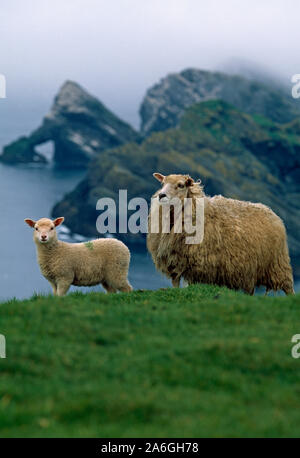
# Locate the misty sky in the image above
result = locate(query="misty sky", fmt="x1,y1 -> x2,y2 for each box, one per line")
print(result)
0,0 -> 300,145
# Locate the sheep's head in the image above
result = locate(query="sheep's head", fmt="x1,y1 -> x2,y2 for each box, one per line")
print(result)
153,173 -> 196,203
24,217 -> 64,245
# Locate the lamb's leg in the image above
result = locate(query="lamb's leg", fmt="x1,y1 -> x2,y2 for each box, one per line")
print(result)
102,282 -> 117,294
49,281 -> 57,296
104,286 -> 117,294
103,280 -> 132,293
56,280 -> 71,296
118,281 -> 133,293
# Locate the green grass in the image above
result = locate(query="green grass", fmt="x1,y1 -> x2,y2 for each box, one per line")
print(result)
0,285 -> 300,438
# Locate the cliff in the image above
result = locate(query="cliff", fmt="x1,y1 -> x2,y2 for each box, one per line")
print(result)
140,68 -> 300,136
0,81 -> 139,168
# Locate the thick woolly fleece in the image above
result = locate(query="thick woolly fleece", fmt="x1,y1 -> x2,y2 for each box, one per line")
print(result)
147,175 -> 294,295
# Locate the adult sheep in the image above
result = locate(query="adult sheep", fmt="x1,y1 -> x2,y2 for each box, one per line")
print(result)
147,173 -> 294,295
25,217 -> 132,296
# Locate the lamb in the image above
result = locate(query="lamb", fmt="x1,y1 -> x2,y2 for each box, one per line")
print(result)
147,173 -> 294,295
25,217 -> 132,296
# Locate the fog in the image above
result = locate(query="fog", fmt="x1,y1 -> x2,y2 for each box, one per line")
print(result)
0,0 -> 299,144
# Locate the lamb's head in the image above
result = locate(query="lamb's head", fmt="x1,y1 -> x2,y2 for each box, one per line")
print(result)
153,173 -> 199,203
24,217 -> 64,245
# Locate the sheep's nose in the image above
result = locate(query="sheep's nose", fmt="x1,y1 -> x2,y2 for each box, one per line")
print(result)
159,193 -> 167,200
41,234 -> 47,241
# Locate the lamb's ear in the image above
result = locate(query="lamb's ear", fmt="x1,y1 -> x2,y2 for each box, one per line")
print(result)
53,217 -> 64,227
153,173 -> 165,183
185,176 -> 194,187
24,218 -> 36,228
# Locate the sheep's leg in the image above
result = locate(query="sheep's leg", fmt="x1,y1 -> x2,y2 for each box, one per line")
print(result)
171,274 -> 180,288
56,280 -> 71,296
283,272 -> 295,295
282,285 -> 295,295
245,287 -> 255,295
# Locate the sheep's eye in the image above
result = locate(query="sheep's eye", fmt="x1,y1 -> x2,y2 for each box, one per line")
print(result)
178,183 -> 184,189
35,228 -> 38,231
50,227 -> 54,231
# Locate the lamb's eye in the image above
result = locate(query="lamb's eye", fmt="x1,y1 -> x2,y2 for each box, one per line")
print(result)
50,227 -> 54,231
178,183 -> 184,189
35,228 -> 38,231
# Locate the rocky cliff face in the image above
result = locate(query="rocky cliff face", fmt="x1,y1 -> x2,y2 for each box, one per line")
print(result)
0,81 -> 139,168
140,69 -> 300,136
52,100 -> 300,265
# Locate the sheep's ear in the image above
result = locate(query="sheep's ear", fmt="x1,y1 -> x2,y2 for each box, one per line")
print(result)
53,217 -> 64,227
185,176 -> 194,187
153,173 -> 165,183
24,218 -> 36,228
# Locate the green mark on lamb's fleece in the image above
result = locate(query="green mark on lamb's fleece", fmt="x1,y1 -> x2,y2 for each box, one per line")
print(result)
85,241 -> 94,250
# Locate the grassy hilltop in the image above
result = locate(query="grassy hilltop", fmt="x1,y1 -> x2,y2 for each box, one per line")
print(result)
0,285 -> 300,438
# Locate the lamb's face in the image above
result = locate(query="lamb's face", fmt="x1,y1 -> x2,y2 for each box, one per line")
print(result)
24,217 -> 64,245
153,173 -> 194,204
34,218 -> 57,244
